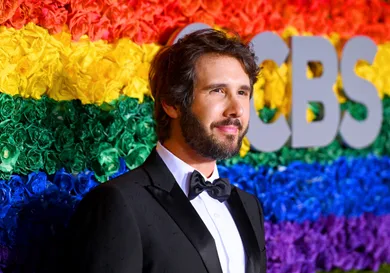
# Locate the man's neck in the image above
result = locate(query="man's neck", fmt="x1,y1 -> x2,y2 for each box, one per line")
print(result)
161,139 -> 216,178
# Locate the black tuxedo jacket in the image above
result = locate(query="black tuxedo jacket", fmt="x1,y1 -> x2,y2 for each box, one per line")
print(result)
60,149 -> 267,273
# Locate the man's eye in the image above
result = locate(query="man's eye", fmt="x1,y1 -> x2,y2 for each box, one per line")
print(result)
238,90 -> 249,96
212,88 -> 224,93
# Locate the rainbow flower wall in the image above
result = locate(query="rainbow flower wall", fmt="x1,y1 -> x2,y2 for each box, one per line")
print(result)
0,0 -> 390,272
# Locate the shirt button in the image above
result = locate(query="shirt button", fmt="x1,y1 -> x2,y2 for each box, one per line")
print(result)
214,213 -> 220,218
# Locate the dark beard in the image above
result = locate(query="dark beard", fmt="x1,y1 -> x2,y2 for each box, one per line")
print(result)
179,107 -> 248,160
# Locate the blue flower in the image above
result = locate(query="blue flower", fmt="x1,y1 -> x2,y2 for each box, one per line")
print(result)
216,156 -> 390,222
53,168 -> 75,193
74,171 -> 99,198
8,175 -> 29,204
26,172 -> 49,196
0,181 -> 11,218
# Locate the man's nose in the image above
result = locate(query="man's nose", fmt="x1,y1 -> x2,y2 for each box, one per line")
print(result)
224,97 -> 243,118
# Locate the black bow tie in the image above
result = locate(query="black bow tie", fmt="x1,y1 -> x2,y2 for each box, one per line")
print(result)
188,170 -> 231,202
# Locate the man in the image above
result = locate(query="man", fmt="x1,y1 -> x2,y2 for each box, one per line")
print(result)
62,29 -> 266,273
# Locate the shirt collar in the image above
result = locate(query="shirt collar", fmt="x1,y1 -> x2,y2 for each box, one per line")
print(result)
156,141 -> 219,196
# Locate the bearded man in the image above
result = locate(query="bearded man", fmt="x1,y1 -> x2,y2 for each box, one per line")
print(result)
62,28 -> 267,273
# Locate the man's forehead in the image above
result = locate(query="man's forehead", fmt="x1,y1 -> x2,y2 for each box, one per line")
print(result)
194,54 -> 250,84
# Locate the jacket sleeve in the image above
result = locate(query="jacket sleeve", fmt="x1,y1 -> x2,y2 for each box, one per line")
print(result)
254,195 -> 267,273
61,184 -> 143,273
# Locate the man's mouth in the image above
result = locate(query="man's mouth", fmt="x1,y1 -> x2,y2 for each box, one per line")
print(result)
215,125 -> 239,134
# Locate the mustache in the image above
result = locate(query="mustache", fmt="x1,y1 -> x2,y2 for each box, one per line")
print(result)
211,119 -> 243,130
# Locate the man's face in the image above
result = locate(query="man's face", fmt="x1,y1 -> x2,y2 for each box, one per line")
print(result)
179,54 -> 251,160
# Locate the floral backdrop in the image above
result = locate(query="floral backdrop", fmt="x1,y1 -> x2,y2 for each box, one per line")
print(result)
0,0 -> 389,272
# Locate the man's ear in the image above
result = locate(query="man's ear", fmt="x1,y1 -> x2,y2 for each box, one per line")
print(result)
162,101 -> 180,119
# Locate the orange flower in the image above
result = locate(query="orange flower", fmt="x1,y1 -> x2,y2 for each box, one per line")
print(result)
243,0 -> 263,17
40,1 -> 68,34
201,0 -> 222,16
191,9 -> 214,26
5,0 -> 40,29
68,10 -> 111,41
68,0 -> 101,13
1,0 -> 390,44
179,0 -> 201,17
67,10 -> 91,40
133,20 -> 157,44
0,0 -> 20,24
112,21 -> 140,43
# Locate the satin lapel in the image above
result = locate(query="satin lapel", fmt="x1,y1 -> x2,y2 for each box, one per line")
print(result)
142,149 -> 222,273
227,187 -> 261,273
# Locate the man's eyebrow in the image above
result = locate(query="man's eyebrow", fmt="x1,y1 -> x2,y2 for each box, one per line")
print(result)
201,83 -> 251,91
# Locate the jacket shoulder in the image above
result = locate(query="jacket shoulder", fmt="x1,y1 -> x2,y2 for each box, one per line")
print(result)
82,166 -> 151,203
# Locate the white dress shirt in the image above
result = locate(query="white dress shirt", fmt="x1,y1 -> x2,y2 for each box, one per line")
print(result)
156,142 -> 246,273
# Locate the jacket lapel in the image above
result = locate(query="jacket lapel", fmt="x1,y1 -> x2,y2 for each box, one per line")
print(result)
141,149 -> 222,273
227,187 -> 261,273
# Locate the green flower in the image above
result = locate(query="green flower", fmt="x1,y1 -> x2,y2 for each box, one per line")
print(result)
71,151 -> 87,174
258,107 -> 277,123
125,117 -> 138,135
278,147 -> 294,166
44,150 -> 59,175
135,118 -> 157,145
117,98 -> 139,121
0,120 -> 14,142
303,151 -> 316,164
10,96 -> 23,123
370,134 -> 386,156
51,100 -> 78,125
54,125 -> 75,151
12,124 -> 28,148
14,151 -> 28,175
0,94 -> 16,120
25,149 -> 44,172
85,104 -> 105,119
87,120 -> 106,142
0,141 -> 20,173
258,152 -> 279,168
22,99 -> 47,123
60,144 -> 86,174
26,125 -> 54,150
114,130 -> 135,157
325,141 -> 343,161
91,142 -> 120,182
307,102 -> 323,121
343,101 -> 367,121
124,144 -> 151,170
105,119 -> 125,142
138,100 -> 153,117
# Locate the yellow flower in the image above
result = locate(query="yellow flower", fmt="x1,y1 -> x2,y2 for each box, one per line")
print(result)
0,71 -> 20,96
142,43 -> 160,63
239,137 -> 251,157
306,108 -> 316,123
258,61 -> 288,110
0,23 -> 388,108
123,76 -> 149,102
0,23 -> 62,99
333,75 -> 347,104
253,78 -> 264,111
281,26 -> 299,41
24,72 -> 51,99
